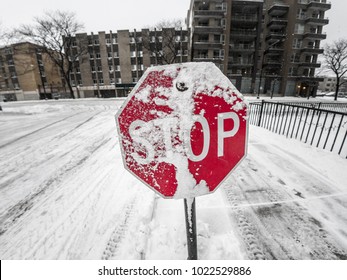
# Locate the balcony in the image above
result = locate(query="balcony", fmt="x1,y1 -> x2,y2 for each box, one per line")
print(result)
264,60 -> 282,68
303,32 -> 327,40
230,45 -> 255,53
267,19 -> 288,29
194,26 -> 224,33
300,47 -> 324,54
194,10 -> 225,18
294,76 -> 324,82
194,41 -> 224,49
265,32 -> 286,42
264,45 -> 284,54
305,17 -> 329,25
299,62 -> 321,68
307,1 -> 331,11
268,4 -> 289,17
230,30 -> 257,40
228,62 -> 254,68
194,56 -> 224,63
231,14 -> 258,26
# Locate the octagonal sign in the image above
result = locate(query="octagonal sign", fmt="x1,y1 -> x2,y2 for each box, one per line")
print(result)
116,62 -> 248,199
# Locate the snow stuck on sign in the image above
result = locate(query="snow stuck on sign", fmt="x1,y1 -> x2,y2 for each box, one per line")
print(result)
116,62 -> 248,199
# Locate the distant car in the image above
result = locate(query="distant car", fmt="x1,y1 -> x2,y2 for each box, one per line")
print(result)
324,91 -> 335,97
316,91 -> 326,97
52,93 -> 60,100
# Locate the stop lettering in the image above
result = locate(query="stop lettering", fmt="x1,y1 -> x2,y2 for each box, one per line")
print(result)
116,62 -> 248,199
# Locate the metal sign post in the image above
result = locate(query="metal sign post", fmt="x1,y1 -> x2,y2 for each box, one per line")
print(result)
184,198 -> 197,260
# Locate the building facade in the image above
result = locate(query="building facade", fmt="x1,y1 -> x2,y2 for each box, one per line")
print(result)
188,0 -> 331,97
69,28 -> 189,98
0,42 -> 64,101
318,76 -> 347,93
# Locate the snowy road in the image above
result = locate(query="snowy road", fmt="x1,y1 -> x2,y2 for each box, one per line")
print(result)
0,99 -> 347,259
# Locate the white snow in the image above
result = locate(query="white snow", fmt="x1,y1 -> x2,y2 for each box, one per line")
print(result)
0,97 -> 346,260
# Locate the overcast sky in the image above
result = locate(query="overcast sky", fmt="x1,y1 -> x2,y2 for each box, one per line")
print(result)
0,0 -> 345,46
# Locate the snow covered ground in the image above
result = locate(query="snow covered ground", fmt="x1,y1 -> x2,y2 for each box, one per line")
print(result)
0,98 -> 347,260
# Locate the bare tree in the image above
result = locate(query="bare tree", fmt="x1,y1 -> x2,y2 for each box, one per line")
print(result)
323,38 -> 347,100
15,11 -> 86,98
142,19 -> 185,65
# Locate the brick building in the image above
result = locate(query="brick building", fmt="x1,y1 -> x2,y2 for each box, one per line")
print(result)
0,42 -> 64,101
69,28 -> 189,98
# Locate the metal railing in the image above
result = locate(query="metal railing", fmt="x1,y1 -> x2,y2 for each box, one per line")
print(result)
249,101 -> 347,158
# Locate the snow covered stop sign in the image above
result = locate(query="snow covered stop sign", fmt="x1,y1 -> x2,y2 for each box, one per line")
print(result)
116,62 -> 248,199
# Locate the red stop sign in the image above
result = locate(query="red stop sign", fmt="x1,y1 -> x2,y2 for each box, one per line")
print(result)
116,62 -> 248,199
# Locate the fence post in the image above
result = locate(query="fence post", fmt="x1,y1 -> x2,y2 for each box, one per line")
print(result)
257,100 -> 265,127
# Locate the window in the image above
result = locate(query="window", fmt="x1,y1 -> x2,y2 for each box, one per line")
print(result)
130,37 -> 135,44
97,66 -> 102,72
294,23 -> 305,34
133,77 -> 138,83
291,53 -> 300,63
297,9 -> 306,20
131,65 -> 137,71
115,65 -> 120,71
137,51 -> 143,57
112,37 -> 117,44
221,18 -> 226,28
109,65 -> 114,71
216,2 -> 227,11
91,66 -> 96,72
99,79 -> 104,85
96,53 -> 101,59
106,38 -> 111,44
114,52 -> 119,58
90,53 -> 94,59
197,50 -> 208,58
130,51 -> 136,57
116,78 -> 122,84
292,39 -> 302,49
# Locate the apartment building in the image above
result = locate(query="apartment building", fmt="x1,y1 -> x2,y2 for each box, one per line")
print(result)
0,42 -> 64,101
188,0 -> 331,97
318,76 -> 347,93
69,28 -> 189,98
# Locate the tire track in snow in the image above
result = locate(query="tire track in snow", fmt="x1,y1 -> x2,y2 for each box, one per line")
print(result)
0,134 -> 116,259
0,112 -> 83,149
101,198 -> 138,260
101,194 -> 158,260
0,136 -> 112,237
223,152 -> 347,259
224,186 -> 267,260
54,111 -> 103,140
